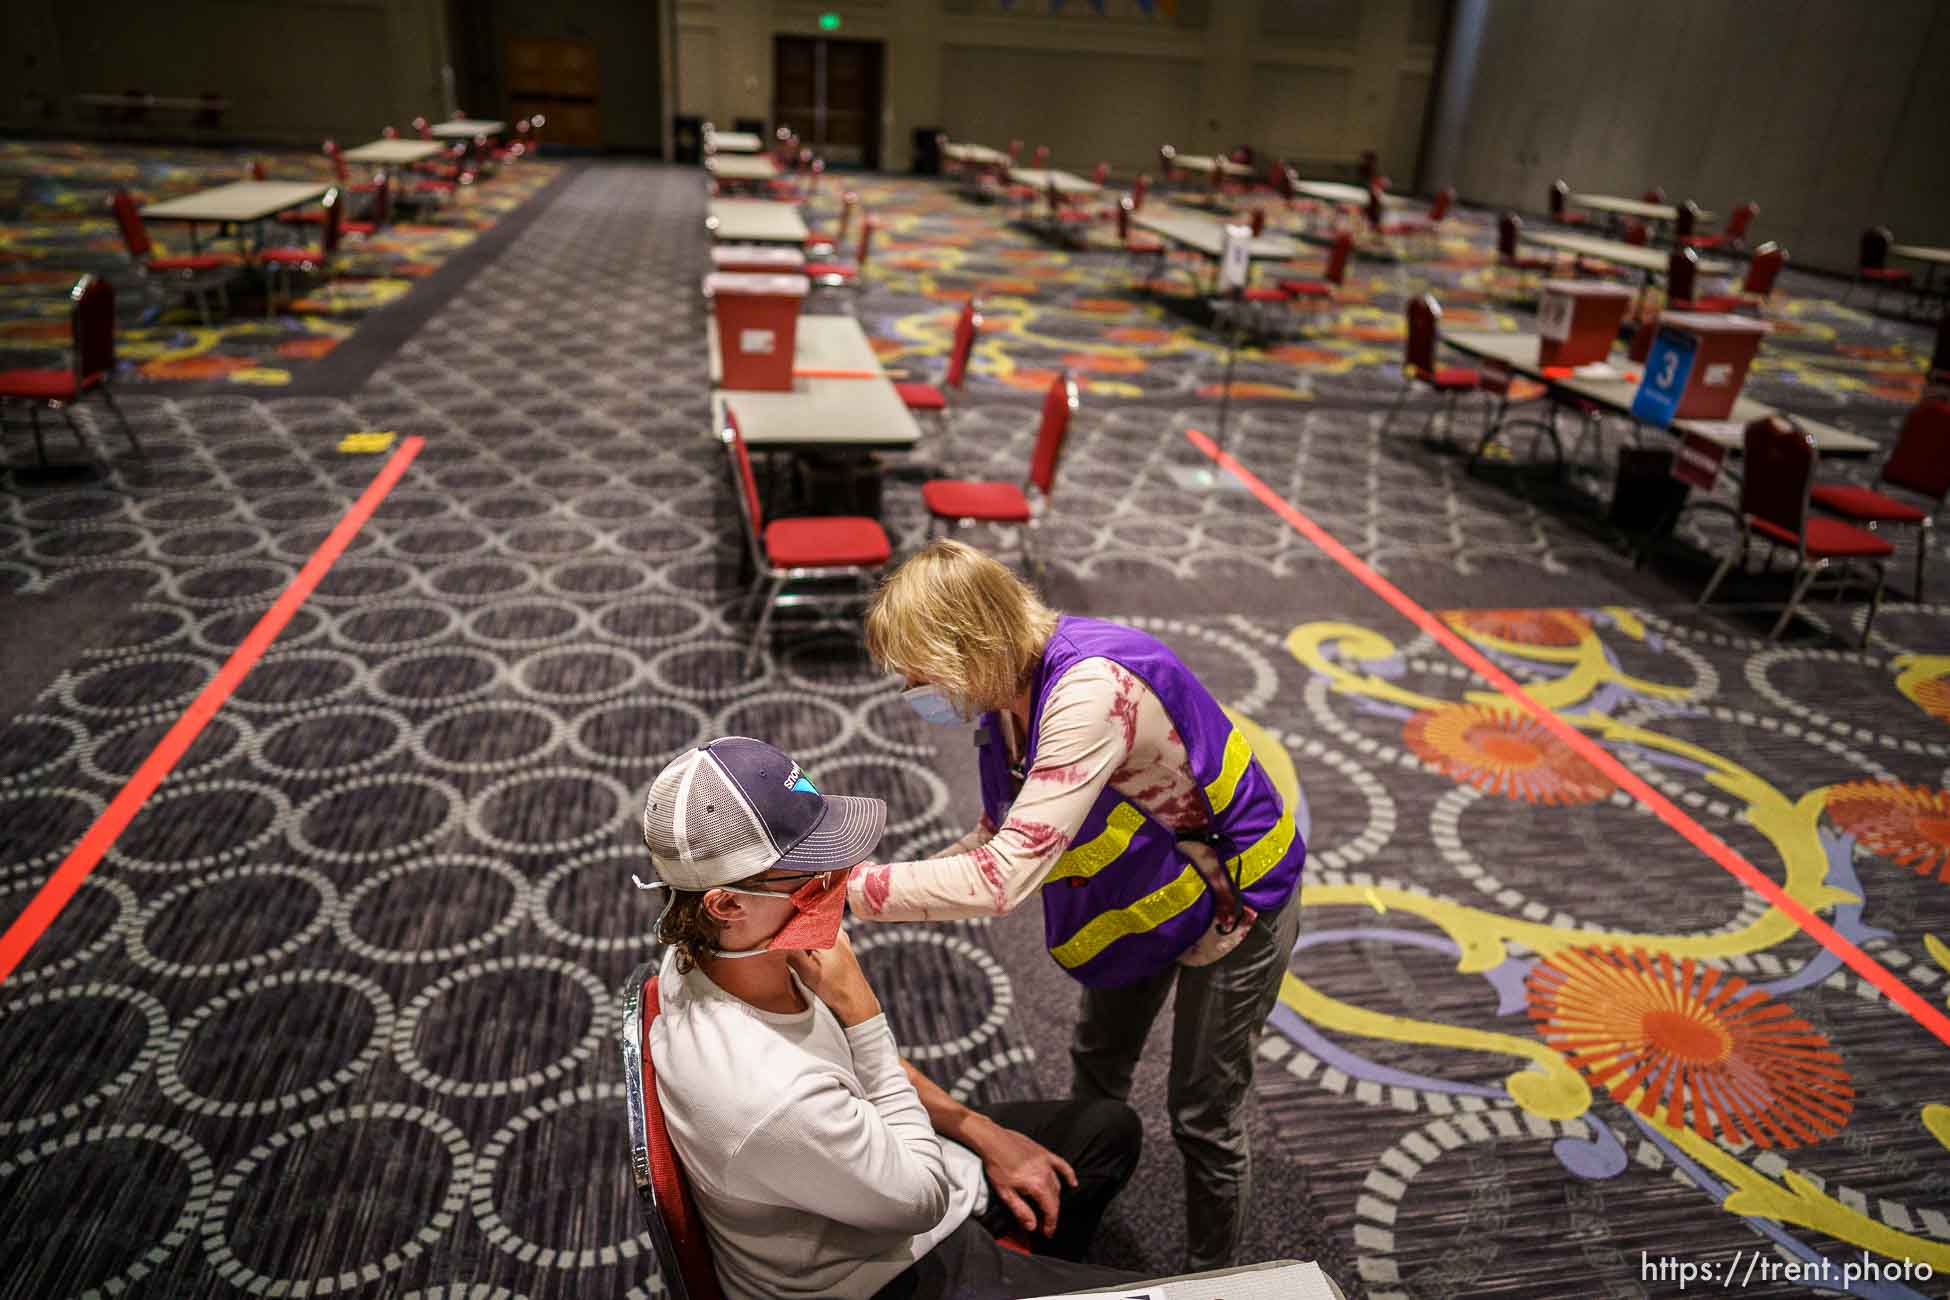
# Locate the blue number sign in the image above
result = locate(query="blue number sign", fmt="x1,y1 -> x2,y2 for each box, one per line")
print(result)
1630,325 -> 1698,428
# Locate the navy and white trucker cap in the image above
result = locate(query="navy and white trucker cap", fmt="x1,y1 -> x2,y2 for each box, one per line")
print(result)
640,737 -> 887,891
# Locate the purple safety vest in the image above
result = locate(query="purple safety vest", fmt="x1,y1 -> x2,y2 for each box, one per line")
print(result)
976,616 -> 1304,988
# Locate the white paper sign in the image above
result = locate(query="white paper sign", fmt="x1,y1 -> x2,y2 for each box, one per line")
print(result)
739,329 -> 776,355
1702,362 -> 1733,387
1537,290 -> 1574,342
1220,224 -> 1252,292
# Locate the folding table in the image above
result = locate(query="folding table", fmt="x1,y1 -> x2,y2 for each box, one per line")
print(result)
707,199 -> 809,244
140,181 -> 331,253
342,140 -> 445,165
705,130 -> 763,154
707,155 -> 780,182
430,118 -> 505,139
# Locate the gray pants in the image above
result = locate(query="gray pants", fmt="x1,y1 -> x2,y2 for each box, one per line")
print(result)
1068,887 -> 1302,1272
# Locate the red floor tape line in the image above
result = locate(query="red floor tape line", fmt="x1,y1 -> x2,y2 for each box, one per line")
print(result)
0,436 -> 424,985
1185,426 -> 1950,1051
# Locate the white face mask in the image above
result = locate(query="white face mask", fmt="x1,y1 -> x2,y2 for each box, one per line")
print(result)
901,684 -> 964,726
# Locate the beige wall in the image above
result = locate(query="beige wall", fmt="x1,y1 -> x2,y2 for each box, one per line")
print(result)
1,0 -> 451,145
673,0 -> 1445,186
1431,0 -> 1950,273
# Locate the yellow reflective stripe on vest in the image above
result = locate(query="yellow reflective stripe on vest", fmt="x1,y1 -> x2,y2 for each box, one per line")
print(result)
1204,729 -> 1252,815
1050,864 -> 1206,970
1049,806 -> 1297,971
1230,807 -> 1295,889
1045,803 -> 1147,883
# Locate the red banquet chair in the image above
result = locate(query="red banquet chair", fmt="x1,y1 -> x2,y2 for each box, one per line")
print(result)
1496,212 -> 1560,295
1848,226 -> 1912,314
0,275 -> 141,466
805,188 -> 855,259
1670,242 -> 1788,315
921,371 -> 1077,576
1808,400 -> 1950,601
1548,179 -> 1590,228
1371,185 -> 1452,258
723,412 -> 891,672
257,187 -> 341,317
1697,416 -> 1894,645
284,140 -> 380,228
109,189 -> 239,325
1382,294 -> 1502,442
1276,230 -> 1356,331
619,965 -> 729,1300
896,297 -> 981,424
1683,202 -> 1757,254
805,215 -> 876,290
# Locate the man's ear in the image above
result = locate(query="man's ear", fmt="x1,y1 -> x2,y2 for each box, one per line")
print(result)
702,888 -> 742,924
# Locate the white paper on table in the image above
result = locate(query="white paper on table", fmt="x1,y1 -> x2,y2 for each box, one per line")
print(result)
1220,224 -> 1253,291
1537,291 -> 1574,342
1572,362 -> 1623,380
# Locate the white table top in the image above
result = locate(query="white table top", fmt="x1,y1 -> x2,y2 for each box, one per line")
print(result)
1890,243 -> 1950,266
140,181 -> 330,223
430,118 -> 505,138
943,141 -> 1010,166
1441,330 -> 1876,456
342,139 -> 445,164
1008,168 -> 1101,196
1077,1259 -> 1344,1300
1134,206 -> 1300,259
1173,154 -> 1253,177
1569,193 -> 1716,224
707,155 -> 780,181
1522,230 -> 1730,276
705,131 -> 763,154
709,314 -> 881,384
708,199 -> 809,244
713,314 -> 921,451
1293,180 -> 1406,208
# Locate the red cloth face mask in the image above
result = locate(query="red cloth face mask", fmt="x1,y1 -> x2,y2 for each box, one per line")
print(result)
713,871 -> 849,957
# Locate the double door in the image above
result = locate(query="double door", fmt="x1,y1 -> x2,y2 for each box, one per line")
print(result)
773,36 -> 883,170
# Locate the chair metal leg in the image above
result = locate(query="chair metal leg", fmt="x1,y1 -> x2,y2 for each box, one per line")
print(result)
1697,533 -> 1743,608
101,388 -> 142,457
1380,383 -> 1412,438
1769,562 -> 1825,640
746,576 -> 787,674
28,404 -> 48,466
1916,520 -> 1931,602
1861,562 -> 1887,648
59,406 -> 92,459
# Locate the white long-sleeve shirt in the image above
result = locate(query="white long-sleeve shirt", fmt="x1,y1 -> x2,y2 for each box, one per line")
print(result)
649,948 -> 987,1300
849,658 -> 1253,963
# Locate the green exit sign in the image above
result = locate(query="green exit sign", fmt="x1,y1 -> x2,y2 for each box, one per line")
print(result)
818,11 -> 841,29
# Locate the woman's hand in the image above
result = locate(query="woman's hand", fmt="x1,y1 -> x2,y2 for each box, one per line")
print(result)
970,1119 -> 1076,1237
785,931 -> 882,1028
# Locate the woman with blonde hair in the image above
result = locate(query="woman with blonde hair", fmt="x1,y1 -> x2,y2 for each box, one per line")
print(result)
849,538 -> 1306,1271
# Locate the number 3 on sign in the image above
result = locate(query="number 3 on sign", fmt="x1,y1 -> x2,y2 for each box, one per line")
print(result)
1657,349 -> 1680,388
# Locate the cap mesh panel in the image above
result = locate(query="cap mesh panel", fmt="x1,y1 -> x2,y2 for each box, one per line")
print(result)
643,754 -> 775,881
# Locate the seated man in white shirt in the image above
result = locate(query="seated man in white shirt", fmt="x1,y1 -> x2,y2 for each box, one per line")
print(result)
638,737 -> 1143,1300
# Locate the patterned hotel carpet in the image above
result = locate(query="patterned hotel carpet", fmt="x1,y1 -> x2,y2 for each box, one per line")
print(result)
0,139 -> 560,387
2,163 -> 1948,1299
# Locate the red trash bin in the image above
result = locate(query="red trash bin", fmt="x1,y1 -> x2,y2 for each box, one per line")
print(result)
708,272 -> 808,391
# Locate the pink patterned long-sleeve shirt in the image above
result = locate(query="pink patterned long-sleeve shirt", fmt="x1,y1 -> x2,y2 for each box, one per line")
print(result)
848,659 -> 1253,964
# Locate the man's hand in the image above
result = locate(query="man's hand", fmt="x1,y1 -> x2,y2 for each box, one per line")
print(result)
785,932 -> 882,1028
970,1119 -> 1076,1238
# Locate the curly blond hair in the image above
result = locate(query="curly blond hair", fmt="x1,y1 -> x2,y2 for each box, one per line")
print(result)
864,539 -> 1059,715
